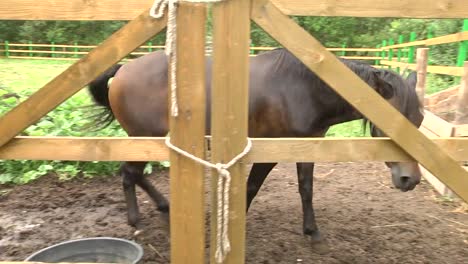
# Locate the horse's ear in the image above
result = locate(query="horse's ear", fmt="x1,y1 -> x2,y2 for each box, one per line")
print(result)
406,71 -> 418,90
372,70 -> 394,99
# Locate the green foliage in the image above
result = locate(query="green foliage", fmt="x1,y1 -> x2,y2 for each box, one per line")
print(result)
0,59 -> 170,185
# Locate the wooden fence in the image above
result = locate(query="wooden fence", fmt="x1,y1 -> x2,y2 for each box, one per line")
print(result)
0,42 -> 380,61
1,0 -> 468,263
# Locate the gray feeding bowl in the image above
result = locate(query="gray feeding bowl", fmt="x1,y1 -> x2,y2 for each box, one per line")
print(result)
24,237 -> 143,263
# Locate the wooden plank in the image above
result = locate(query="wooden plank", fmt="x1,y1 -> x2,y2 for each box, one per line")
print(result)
270,0 -> 468,18
251,0 -> 468,202
4,136 -> 468,162
415,48 -> 429,105
424,31 -> 468,46
0,8 -> 167,148
167,3 -> 206,264
383,31 -> 468,50
3,0 -> 468,20
0,0 -> 155,20
328,48 -> 381,52
380,60 -> 464,76
453,124 -> 468,137
210,0 -> 250,263
382,40 -> 426,50
339,56 -> 381,60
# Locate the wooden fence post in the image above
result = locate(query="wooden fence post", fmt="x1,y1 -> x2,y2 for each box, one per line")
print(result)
416,48 -> 429,106
168,3 -> 207,264
388,38 -> 394,70
210,0 -> 250,263
454,61 -> 468,124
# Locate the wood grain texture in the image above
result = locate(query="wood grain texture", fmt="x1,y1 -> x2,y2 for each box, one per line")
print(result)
383,31 -> 468,50
415,48 -> 429,105
210,0 -> 250,263
0,8 -> 167,148
3,0 -> 468,20
3,136 -> 468,162
167,3 -> 206,264
271,0 -> 468,17
421,110 -> 455,137
251,0 -> 468,202
380,60 -> 464,76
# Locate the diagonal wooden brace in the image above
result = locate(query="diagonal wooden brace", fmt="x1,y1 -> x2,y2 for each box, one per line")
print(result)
0,8 -> 168,148
251,0 -> 468,202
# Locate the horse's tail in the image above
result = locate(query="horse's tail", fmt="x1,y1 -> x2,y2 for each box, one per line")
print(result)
83,64 -> 123,131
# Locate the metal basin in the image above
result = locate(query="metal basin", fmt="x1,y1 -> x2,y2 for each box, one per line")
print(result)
24,237 -> 143,263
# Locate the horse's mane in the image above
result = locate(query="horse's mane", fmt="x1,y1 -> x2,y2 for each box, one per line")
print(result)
261,48 -> 422,133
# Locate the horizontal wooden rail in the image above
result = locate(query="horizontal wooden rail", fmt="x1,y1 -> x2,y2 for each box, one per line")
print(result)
340,56 -> 381,60
327,48 -> 381,52
1,136 -> 468,162
1,0 -> 468,20
380,60 -> 465,76
382,31 -> 468,50
271,0 -> 468,17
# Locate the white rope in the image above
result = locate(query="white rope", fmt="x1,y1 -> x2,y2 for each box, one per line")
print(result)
149,0 -> 224,117
150,2 -> 250,262
165,137 -> 252,263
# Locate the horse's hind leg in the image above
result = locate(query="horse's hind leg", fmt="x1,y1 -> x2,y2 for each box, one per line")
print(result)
120,161 -> 169,227
246,162 -> 277,210
120,161 -> 144,227
296,162 -> 322,242
134,170 -> 169,213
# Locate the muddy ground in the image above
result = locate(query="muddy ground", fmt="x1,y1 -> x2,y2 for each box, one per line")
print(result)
1,162 -> 467,263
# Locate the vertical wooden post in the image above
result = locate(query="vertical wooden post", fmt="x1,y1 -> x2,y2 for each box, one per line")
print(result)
210,0 -> 250,263
415,48 -> 429,106
168,3 -> 207,264
454,61 -> 468,124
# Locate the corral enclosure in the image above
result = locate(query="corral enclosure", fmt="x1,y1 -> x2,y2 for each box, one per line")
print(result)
1,0 -> 468,263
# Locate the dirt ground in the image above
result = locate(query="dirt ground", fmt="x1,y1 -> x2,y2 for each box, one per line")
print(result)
1,162 -> 467,263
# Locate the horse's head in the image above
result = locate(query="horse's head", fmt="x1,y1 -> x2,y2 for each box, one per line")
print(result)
368,69 -> 424,192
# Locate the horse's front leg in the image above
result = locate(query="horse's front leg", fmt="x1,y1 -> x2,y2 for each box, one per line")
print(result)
296,162 -> 322,243
246,162 -> 277,211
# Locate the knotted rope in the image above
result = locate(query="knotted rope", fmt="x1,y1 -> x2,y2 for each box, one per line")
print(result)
165,137 -> 252,263
150,1 -> 252,263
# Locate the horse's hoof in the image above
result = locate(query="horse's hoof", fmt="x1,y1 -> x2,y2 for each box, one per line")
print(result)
305,231 -> 331,254
310,240 -> 331,255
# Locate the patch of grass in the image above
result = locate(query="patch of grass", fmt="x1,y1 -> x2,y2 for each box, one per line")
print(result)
326,120 -> 369,137
0,59 -> 169,185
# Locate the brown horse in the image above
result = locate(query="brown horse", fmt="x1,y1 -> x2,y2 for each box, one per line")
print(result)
87,48 -> 424,244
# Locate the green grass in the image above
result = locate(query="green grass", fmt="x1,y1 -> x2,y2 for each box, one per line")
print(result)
0,59 -> 139,185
